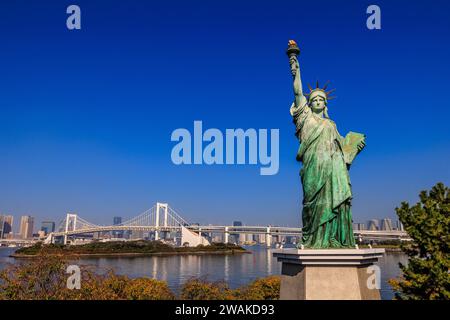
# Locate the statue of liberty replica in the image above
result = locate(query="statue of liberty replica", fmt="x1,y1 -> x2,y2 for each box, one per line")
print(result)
287,40 -> 366,249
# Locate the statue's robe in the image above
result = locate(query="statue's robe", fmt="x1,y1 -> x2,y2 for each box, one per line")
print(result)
291,96 -> 356,248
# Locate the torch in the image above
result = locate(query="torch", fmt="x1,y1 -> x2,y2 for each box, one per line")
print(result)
286,39 -> 300,58
286,40 -> 300,78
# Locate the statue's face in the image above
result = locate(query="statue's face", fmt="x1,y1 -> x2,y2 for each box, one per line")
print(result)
310,96 -> 326,112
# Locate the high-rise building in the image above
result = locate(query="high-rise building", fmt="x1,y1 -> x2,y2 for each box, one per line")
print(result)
40,221 -> 55,235
396,220 -> 404,231
0,215 -> 14,239
113,216 -> 123,238
19,215 -> 34,239
367,219 -> 379,231
381,218 -> 393,231
113,216 -> 122,225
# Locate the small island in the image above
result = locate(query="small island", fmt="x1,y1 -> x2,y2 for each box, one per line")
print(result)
11,241 -> 249,258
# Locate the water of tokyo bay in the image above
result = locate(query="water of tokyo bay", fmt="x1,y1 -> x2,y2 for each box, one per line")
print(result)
0,245 -> 407,300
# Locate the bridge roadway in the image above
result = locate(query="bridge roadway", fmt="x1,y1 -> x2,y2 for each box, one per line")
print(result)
50,225 -> 409,241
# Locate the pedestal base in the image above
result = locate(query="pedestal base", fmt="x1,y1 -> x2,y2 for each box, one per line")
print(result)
273,248 -> 385,300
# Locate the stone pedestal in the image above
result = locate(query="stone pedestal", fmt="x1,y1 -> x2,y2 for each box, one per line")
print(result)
273,248 -> 385,300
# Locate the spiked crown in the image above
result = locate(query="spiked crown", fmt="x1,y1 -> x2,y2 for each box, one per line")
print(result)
305,80 -> 336,103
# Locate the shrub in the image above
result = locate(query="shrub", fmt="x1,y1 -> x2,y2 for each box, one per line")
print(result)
179,276 -> 281,300
0,251 -> 71,300
123,278 -> 175,300
235,276 -> 281,300
180,278 -> 235,300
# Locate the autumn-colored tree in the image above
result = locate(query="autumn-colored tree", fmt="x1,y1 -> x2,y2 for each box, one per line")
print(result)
235,276 -> 280,300
389,182 -> 450,300
0,251 -> 71,300
179,276 -> 281,300
123,278 -> 175,300
180,278 -> 236,300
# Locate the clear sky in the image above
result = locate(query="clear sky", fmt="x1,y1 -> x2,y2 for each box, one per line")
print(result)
1,0 -> 449,231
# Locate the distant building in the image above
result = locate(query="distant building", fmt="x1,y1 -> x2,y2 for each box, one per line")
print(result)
352,223 -> 359,230
353,223 -> 367,231
232,221 -> 242,244
381,218 -> 393,231
113,216 -> 122,225
123,230 -> 131,240
396,220 -> 404,231
37,230 -> 46,239
367,219 -> 379,231
4,232 -> 14,240
19,215 -> 34,239
131,230 -> 143,240
0,215 -> 14,239
113,216 -> 123,238
40,221 -> 55,235
2,215 -> 13,238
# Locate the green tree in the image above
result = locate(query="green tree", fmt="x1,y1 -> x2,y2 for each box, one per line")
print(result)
389,182 -> 449,300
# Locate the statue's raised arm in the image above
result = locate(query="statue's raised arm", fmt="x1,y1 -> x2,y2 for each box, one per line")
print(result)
287,40 -> 308,113
289,58 -> 303,106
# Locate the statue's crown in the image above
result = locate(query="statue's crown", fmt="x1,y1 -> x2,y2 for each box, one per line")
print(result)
305,81 -> 336,102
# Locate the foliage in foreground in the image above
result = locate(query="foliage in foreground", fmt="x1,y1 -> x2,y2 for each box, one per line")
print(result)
0,249 -> 279,300
389,182 -> 450,300
179,276 -> 281,300
0,251 -> 174,300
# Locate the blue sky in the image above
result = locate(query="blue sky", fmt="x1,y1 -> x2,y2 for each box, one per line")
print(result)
1,0 -> 449,231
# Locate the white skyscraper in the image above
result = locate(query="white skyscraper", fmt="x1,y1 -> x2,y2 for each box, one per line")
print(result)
381,218 -> 393,231
367,219 -> 379,231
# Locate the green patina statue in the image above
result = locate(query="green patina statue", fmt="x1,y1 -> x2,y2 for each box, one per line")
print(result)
287,40 -> 366,249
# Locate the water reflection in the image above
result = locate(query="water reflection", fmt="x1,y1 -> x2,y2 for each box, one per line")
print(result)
376,252 -> 408,300
0,246 -> 407,300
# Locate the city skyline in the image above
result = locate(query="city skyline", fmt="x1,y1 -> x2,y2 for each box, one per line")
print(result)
1,211 -> 403,238
1,0 -> 449,227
